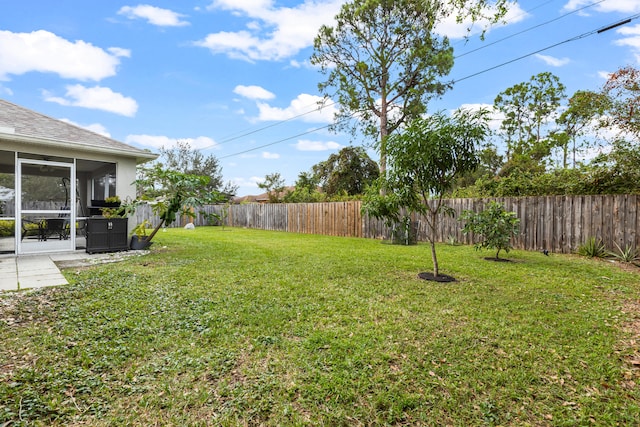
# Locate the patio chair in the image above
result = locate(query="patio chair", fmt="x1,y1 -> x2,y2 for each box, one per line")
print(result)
41,218 -> 69,240
21,219 -> 45,241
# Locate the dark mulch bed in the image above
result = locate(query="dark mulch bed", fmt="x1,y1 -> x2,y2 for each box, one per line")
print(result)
483,257 -> 513,262
418,272 -> 456,282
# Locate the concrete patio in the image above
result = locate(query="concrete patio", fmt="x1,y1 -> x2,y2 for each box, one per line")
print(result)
0,251 -> 146,292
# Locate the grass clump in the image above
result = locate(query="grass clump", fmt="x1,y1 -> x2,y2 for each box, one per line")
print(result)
1,227 -> 639,426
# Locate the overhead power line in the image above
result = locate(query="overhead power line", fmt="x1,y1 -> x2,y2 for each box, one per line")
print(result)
455,0 -> 607,59
219,11 -> 640,160
201,98 -> 335,151
218,116 -> 352,160
453,13 -> 640,84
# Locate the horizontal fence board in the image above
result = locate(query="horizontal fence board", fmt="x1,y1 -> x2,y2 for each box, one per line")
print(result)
131,195 -> 640,254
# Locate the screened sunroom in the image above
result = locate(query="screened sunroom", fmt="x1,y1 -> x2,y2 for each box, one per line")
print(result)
0,99 -> 157,255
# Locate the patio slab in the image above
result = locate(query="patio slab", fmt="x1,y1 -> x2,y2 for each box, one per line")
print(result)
0,272 -> 18,291
0,251 -> 149,292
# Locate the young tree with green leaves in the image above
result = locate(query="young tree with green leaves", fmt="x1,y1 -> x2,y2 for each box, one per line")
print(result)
311,0 -> 509,176
364,109 -> 490,278
461,201 -> 520,260
135,165 -> 224,245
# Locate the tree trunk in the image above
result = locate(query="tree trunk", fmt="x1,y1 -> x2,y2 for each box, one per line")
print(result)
379,74 -> 389,192
143,219 -> 166,243
430,240 -> 439,277
430,210 -> 439,277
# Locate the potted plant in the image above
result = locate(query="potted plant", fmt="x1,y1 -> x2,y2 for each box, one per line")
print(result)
130,219 -> 152,250
100,196 -> 138,218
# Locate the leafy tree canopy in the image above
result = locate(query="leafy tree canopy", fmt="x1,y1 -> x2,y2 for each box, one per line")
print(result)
142,140 -> 237,199
258,173 -> 286,203
494,71 -> 566,168
603,65 -> 640,140
312,146 -> 379,197
312,0 -> 509,175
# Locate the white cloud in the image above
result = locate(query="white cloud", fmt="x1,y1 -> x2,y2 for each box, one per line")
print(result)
233,85 -> 275,100
598,70 -> 613,80
183,136 -> 219,149
125,135 -> 218,150
256,94 -> 336,123
0,30 -> 126,81
294,139 -> 341,151
44,85 -> 138,117
108,47 -> 132,58
125,134 -> 173,148
289,59 -> 318,69
0,84 -> 13,96
196,0 -> 345,61
262,151 -> 280,159
118,5 -> 190,27
230,176 -> 263,188
534,54 -> 571,67
59,118 -> 111,137
562,0 -> 640,14
615,24 -> 640,64
200,0 -> 526,60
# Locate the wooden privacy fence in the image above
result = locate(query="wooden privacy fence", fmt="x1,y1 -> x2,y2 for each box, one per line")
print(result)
423,195 -> 639,254
134,195 -> 640,254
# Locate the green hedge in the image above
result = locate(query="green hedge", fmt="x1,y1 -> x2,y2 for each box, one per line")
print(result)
0,220 -> 15,237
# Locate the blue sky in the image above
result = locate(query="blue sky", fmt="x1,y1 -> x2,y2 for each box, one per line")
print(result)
1,0 -> 639,195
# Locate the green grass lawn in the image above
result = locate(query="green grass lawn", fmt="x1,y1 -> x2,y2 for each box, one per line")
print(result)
1,227 -> 639,426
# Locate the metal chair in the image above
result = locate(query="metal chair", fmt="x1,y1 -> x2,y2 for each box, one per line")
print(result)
21,219 -> 45,241
42,218 -> 69,240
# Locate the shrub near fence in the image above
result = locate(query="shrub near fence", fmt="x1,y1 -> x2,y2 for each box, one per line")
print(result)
135,195 -> 640,254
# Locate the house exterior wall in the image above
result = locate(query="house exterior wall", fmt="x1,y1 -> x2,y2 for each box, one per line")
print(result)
116,157 -> 137,204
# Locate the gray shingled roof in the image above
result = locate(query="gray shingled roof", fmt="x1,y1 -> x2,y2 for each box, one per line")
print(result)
0,98 -> 156,161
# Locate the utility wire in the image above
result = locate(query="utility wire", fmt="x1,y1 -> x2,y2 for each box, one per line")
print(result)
453,13 -> 640,84
455,0 -> 607,59
218,11 -> 639,160
201,98 -> 336,151
217,118 -> 351,160
451,0 -> 557,51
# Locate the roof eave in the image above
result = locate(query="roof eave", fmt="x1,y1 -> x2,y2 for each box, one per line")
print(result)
0,131 -> 158,164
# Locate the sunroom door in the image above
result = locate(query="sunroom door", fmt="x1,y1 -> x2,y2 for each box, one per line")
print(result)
17,159 -> 75,254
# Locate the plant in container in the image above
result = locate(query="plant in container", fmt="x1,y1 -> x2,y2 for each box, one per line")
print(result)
130,219 -> 152,250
